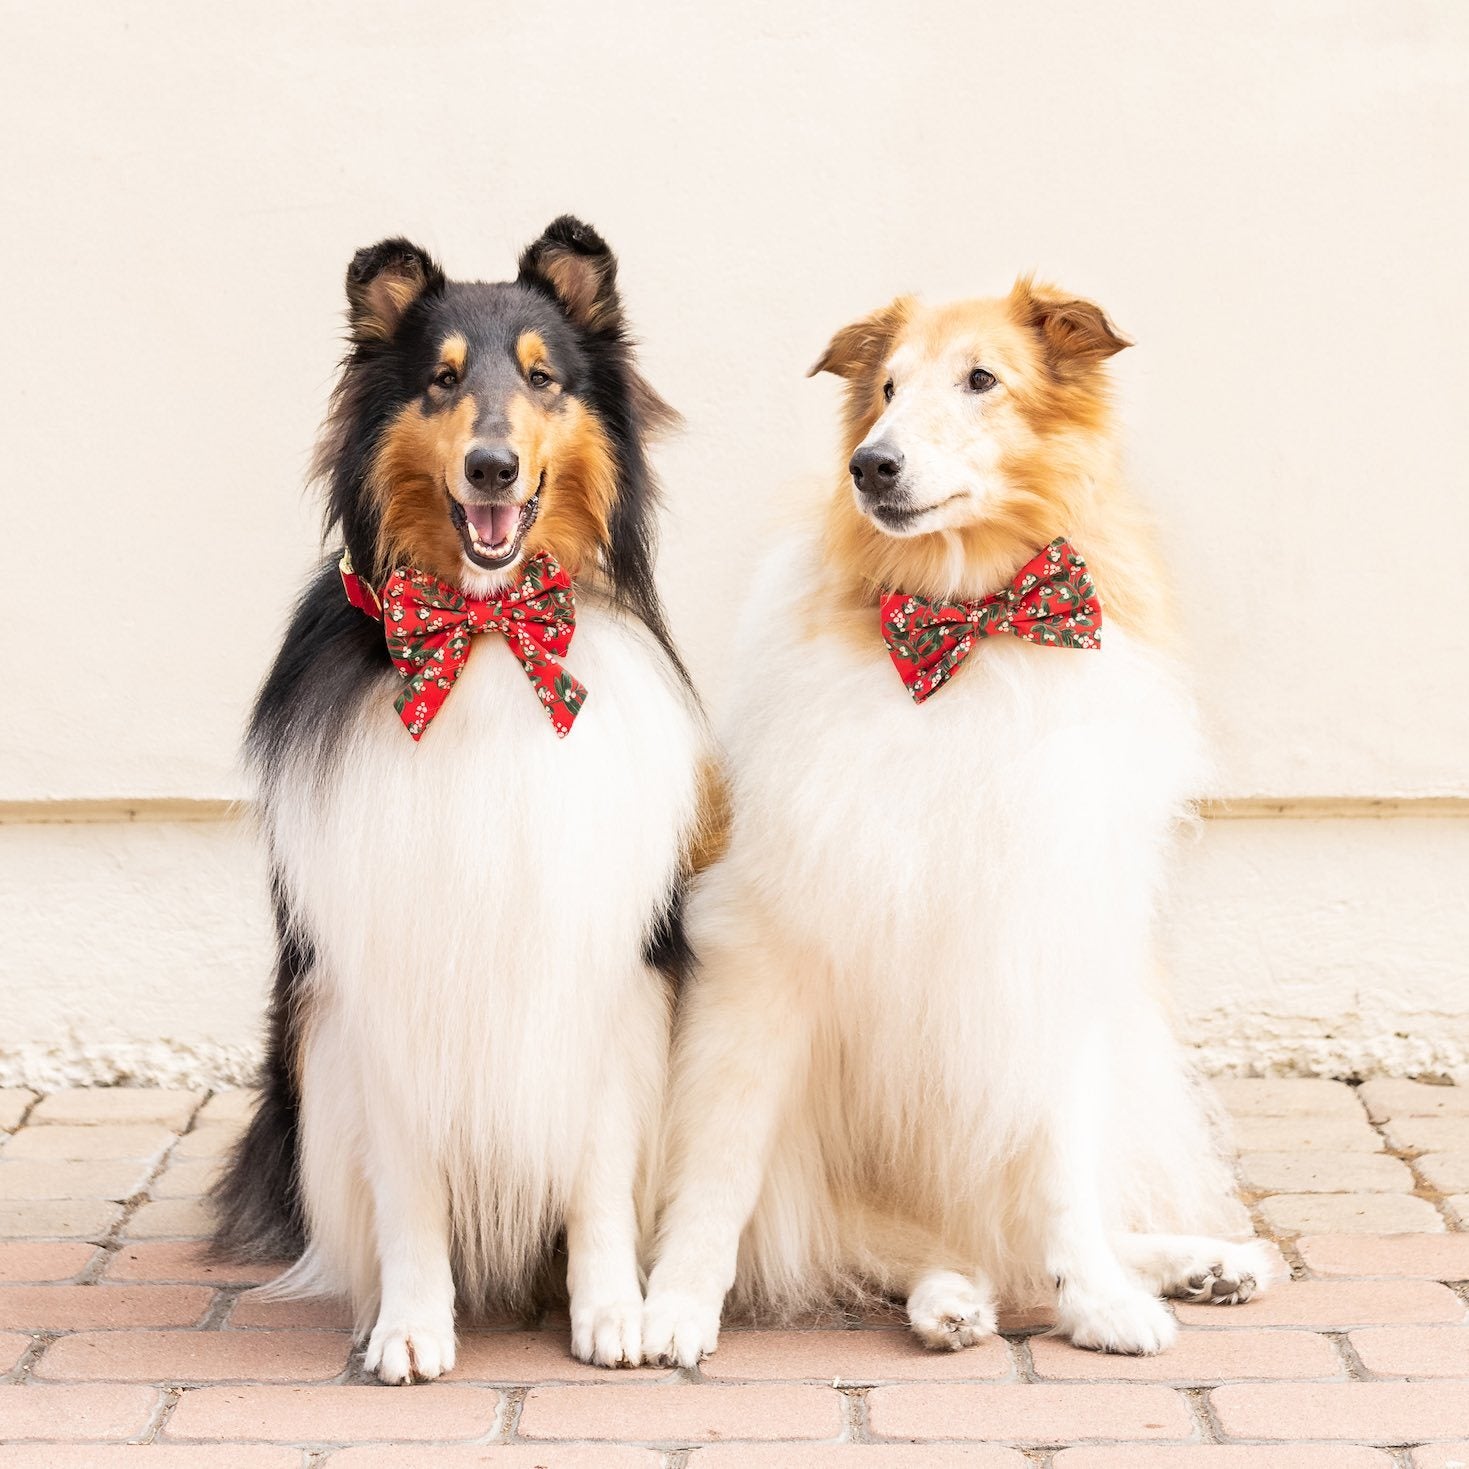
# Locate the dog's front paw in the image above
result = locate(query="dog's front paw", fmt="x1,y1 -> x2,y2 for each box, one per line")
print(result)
907,1270 -> 998,1351
570,1296 -> 644,1368
1171,1240 -> 1275,1306
363,1316 -> 457,1384
641,1288 -> 722,1368
1058,1284 -> 1176,1356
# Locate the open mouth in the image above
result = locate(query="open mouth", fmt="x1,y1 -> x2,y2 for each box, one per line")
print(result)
448,477 -> 542,570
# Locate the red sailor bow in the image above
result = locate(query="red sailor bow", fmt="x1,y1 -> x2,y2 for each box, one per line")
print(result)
340,551 -> 587,740
879,537 -> 1102,704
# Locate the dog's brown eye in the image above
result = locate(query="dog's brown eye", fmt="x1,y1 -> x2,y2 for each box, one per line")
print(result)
968,367 -> 998,393
882,379 -> 894,402
528,368 -> 553,390
433,368 -> 458,391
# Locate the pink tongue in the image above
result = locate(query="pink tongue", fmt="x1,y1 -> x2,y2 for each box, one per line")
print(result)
465,502 -> 519,547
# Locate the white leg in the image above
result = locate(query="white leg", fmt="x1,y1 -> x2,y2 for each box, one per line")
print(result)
566,972 -> 667,1368
360,1104 -> 456,1385
1116,1233 -> 1277,1305
642,931 -> 811,1367
1039,1056 -> 1177,1356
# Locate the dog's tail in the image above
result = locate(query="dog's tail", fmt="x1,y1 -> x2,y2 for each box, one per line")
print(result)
208,899 -> 309,1263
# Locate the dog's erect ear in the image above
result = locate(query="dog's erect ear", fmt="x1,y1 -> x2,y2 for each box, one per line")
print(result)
518,215 -> 622,334
1011,279 -> 1130,375
345,239 -> 444,343
808,298 -> 913,380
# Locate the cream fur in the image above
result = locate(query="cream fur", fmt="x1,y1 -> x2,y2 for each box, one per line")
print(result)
257,590 -> 703,1378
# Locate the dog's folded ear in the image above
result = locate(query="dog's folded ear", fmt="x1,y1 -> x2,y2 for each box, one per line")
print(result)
808,298 -> 913,380
518,216 -> 623,334
346,239 -> 444,343
1011,279 -> 1130,376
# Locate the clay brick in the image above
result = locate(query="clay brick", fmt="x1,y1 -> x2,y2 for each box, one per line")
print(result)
0,1200 -> 123,1240
691,1449 -> 1027,1468
124,1198 -> 212,1238
1259,1192 -> 1444,1235
1348,1326 -> 1469,1377
1296,1233 -> 1469,1279
1212,1079 -> 1363,1117
1054,1449 -> 1394,1467
2,1126 -> 176,1163
0,1449 -> 300,1469
1237,1152 -> 1414,1193
1360,1080 -> 1469,1123
325,1450 -> 663,1469
227,1293 -> 351,1329
447,1329 -> 667,1383
1229,1115 -> 1384,1152
0,1332 -> 28,1373
0,1160 -> 155,1202
151,1157 -> 220,1198
865,1383 -> 1193,1441
164,1383 -> 500,1441
701,1327 -> 1012,1382
1212,1381 -> 1469,1441
171,1125 -> 246,1160
0,1284 -> 212,1329
1410,1445 -> 1469,1469
519,1383 -> 841,1441
0,1093 -> 36,1132
34,1328 -> 351,1383
0,1383 -> 158,1440
28,1091 -> 201,1129
106,1242 -> 280,1286
1448,1195 -> 1469,1229
1029,1328 -> 1340,1382
1384,1117 -> 1469,1153
0,1242 -> 98,1282
1418,1153 -> 1469,1192
196,1092 -> 257,1125
1174,1278 -> 1465,1328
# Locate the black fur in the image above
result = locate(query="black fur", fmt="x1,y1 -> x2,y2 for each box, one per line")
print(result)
210,218 -> 694,1264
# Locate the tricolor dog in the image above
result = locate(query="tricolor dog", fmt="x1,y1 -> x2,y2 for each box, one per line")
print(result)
212,218 -> 710,1381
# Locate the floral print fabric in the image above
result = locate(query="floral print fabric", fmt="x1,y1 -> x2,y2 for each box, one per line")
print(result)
879,537 -> 1102,704
340,552 -> 587,740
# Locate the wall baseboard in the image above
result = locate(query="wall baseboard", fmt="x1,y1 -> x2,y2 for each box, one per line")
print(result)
2,795 -> 1465,824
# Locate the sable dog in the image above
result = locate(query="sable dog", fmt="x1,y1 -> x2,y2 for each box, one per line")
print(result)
213,218 -> 708,1381
642,282 -> 1273,1363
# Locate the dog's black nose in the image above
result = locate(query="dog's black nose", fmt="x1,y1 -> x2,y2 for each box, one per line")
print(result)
465,444 -> 520,489
849,442 -> 904,495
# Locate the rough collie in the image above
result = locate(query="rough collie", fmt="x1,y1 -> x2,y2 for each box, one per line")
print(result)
212,217 -> 709,1381
642,280 -> 1273,1362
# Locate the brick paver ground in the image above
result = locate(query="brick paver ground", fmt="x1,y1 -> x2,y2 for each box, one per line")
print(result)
0,1079 -> 1465,1465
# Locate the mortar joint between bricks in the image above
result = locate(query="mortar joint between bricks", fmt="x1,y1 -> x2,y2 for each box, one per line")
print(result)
198,1284 -> 244,1330
139,1384 -> 184,1445
1183,1383 -> 1224,1444
6,1331 -> 59,1385
837,1383 -> 872,1442
1324,1326 -> 1373,1381
497,1383 -> 529,1442
1009,1332 -> 1039,1383
661,1451 -> 694,1469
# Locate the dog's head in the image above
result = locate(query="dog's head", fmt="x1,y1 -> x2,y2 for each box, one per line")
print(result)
321,217 -> 675,597
812,280 -> 1129,597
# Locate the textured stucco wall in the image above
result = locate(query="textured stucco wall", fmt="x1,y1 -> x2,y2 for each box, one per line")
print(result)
2,1 -> 1466,1084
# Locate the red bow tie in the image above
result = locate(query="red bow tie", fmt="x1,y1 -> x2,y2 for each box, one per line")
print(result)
340,551 -> 587,740
879,537 -> 1101,704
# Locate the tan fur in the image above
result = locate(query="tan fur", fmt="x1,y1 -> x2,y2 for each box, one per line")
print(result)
815,281 -> 1172,650
514,394 -> 619,577
516,331 -> 550,375
370,396 -> 481,581
687,759 -> 732,876
440,333 -> 468,375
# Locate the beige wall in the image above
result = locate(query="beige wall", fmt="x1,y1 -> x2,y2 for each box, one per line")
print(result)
3,1 -> 1466,1082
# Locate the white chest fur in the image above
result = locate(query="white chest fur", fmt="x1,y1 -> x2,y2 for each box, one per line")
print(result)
262,597 -> 702,1152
